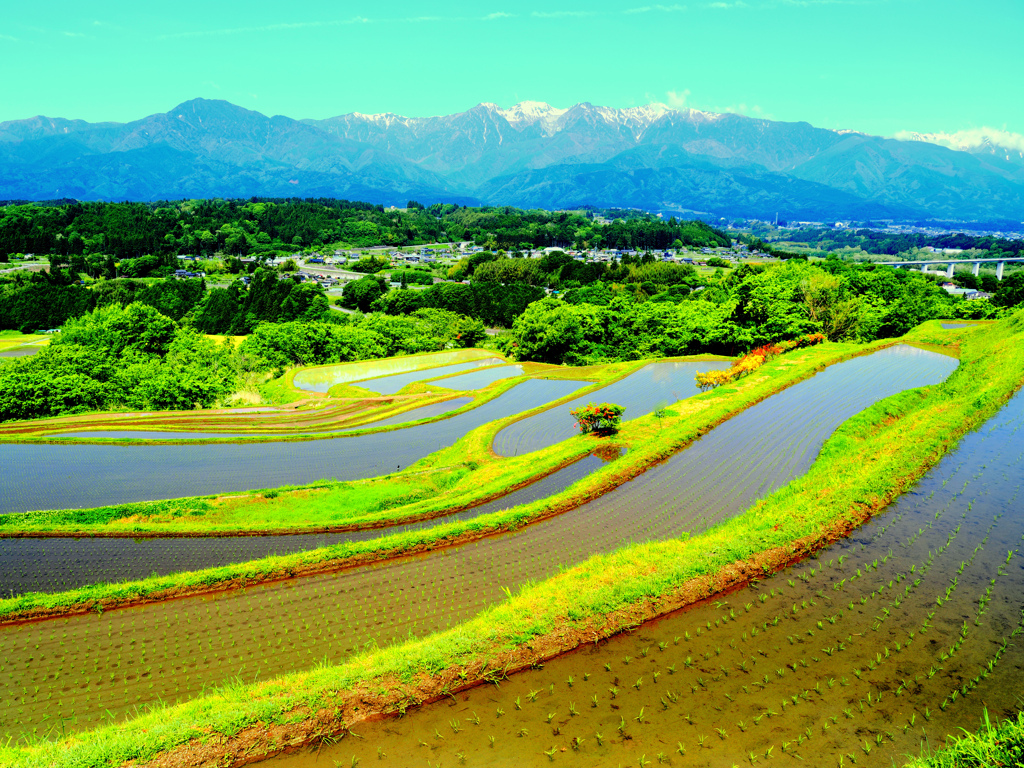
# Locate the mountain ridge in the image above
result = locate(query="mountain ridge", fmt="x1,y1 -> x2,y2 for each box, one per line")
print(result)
1,97 -> 1022,221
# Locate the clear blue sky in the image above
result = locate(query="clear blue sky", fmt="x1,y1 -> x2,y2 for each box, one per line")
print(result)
2,0 -> 1020,139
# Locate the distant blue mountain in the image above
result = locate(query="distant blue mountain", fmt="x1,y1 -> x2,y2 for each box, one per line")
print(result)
1,98 -> 1021,221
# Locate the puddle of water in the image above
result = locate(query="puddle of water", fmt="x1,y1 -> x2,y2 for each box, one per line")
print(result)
493,361 -> 732,457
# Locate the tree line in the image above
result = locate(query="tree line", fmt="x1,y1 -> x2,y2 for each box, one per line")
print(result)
0,199 -> 730,261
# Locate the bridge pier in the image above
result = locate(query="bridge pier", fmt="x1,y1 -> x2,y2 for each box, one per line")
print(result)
998,261 -> 1005,281
946,263 -> 955,279
973,262 -> 981,276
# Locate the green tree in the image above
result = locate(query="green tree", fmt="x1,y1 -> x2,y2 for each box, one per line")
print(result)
341,275 -> 388,312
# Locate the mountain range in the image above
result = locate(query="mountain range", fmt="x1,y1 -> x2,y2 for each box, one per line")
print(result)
1,98 -> 1023,222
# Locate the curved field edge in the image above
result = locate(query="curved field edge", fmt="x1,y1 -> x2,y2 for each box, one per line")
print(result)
0,341 -> 901,616
1,316 -> 1019,768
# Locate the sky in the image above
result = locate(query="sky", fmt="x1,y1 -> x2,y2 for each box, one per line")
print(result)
1,0 -> 1021,141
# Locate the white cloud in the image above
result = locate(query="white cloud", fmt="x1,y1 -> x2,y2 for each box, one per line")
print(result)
894,127 -> 1024,154
483,11 -> 515,19
531,10 -> 596,17
159,17 -> 369,39
625,4 -> 687,12
666,89 -> 691,108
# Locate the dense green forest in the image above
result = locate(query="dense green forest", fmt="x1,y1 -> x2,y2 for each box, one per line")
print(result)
0,303 -> 486,421
0,199 -> 729,261
767,227 -> 1024,258
496,259 -> 1009,364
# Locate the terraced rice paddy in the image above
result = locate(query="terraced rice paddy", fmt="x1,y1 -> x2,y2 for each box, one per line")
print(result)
0,451 -> 619,595
492,360 -> 733,457
352,358 -> 506,395
292,349 -> 499,393
0,400 -> 383,439
43,398 -> 474,440
0,345 -> 956,737
290,385 -> 1024,768
436,365 -> 526,391
0,380 -> 584,515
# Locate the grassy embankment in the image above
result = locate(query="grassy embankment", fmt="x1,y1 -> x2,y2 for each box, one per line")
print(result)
1,316 -> 1020,768
905,709 -> 1024,767
0,339 -> 917,621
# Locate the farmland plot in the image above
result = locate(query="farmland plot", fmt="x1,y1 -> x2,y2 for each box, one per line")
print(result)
0,346 -> 955,737
0,452 -> 618,595
0,380 -> 584,515
492,361 -> 733,457
292,350 -> 500,394
42,398 -> 474,440
351,358 -> 506,395
291,385 -> 1024,768
434,365 -> 525,391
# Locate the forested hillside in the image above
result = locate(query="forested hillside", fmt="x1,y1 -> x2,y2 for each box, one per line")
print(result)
0,199 -> 728,262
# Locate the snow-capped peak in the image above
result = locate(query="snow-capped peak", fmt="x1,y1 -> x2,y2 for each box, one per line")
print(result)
498,101 -> 569,136
893,127 -> 1024,156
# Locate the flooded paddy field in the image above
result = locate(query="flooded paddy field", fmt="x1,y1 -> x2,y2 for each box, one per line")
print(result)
436,365 -> 525,391
0,346 -> 957,736
42,398 -> 474,440
492,360 -> 733,457
0,380 -> 584,515
0,399 -> 388,439
351,358 -> 506,395
0,452 -> 616,595
292,350 -> 501,394
279,386 -> 1024,768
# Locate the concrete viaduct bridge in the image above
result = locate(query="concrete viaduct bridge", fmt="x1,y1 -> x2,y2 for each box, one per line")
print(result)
876,257 -> 1024,280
